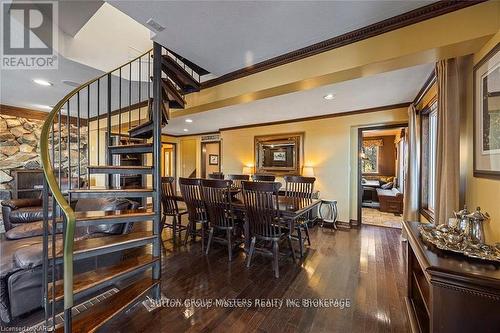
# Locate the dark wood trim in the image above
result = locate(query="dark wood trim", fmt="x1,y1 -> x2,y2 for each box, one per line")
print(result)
414,70 -> 436,106
473,42 -> 500,179
202,1 -> 486,88
420,207 -> 435,223
0,104 -> 88,126
220,102 -> 411,132
357,123 -> 409,225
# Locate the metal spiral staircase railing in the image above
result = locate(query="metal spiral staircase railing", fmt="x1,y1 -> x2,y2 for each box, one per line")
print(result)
40,42 -> 204,332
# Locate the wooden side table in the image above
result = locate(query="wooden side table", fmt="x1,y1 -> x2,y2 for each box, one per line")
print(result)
318,199 -> 338,229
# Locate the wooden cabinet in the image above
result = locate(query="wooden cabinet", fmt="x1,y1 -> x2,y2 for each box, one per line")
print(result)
11,169 -> 44,199
403,221 -> 500,333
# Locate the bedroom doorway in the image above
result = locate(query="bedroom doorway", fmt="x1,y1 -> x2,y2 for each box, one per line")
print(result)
357,123 -> 408,229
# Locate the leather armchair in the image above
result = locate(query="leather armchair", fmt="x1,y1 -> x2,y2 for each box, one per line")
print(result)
0,197 -> 140,323
1,198 -> 50,232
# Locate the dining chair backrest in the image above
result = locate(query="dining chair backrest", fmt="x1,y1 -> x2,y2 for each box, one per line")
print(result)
252,174 -> 276,182
226,174 -> 250,189
242,181 -> 282,239
161,177 -> 179,215
284,175 -> 316,198
201,179 -> 234,229
208,172 -> 224,179
179,177 -> 206,222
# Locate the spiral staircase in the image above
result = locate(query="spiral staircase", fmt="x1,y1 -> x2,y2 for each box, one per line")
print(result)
40,42 -> 206,332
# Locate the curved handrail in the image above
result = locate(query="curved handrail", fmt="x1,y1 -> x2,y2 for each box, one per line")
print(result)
40,48 -> 153,311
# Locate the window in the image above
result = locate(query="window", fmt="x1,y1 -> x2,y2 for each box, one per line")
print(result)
421,101 -> 438,216
362,145 -> 379,173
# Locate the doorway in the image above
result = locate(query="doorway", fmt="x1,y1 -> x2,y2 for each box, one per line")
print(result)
357,123 -> 408,229
201,141 -> 221,178
162,142 -> 176,178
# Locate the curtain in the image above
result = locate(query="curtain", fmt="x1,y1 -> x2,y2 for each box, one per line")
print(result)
403,104 -> 420,222
434,58 -> 463,224
363,139 -> 384,148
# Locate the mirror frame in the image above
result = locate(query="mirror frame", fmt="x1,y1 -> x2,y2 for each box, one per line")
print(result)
254,132 -> 304,175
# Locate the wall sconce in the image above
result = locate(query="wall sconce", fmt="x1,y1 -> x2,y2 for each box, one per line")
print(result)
302,166 -> 315,177
242,166 -> 253,175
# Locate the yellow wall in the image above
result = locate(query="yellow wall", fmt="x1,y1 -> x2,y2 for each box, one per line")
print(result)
220,107 -> 408,223
467,30 -> 500,243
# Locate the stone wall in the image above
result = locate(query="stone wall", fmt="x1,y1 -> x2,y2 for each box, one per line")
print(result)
0,114 -> 88,202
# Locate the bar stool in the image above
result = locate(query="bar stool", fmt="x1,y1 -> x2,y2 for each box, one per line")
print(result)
319,199 -> 338,229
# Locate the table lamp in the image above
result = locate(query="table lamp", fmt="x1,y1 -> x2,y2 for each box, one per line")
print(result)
302,166 -> 314,177
242,166 -> 253,175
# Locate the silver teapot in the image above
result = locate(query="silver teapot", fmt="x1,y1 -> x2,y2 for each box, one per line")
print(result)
453,205 -> 470,233
465,207 -> 490,244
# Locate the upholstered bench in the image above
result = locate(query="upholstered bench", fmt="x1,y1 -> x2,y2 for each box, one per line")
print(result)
376,188 -> 403,214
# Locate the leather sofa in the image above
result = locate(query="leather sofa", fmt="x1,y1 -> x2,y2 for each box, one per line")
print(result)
1,198 -> 49,232
0,197 -> 139,323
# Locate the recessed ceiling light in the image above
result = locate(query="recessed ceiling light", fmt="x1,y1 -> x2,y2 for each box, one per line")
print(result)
185,118 -> 193,123
323,93 -> 335,100
33,79 -> 53,86
34,104 -> 52,110
183,128 -> 189,132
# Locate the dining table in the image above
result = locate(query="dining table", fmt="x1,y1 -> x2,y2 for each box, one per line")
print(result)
173,189 -> 321,254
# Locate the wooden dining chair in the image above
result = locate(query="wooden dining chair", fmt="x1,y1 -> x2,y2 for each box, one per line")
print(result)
208,172 -> 224,179
251,174 -> 276,182
161,177 -> 188,243
242,181 -> 296,278
201,179 -> 242,261
226,174 -> 249,188
284,175 -> 316,255
179,177 -> 208,252
226,174 -> 249,201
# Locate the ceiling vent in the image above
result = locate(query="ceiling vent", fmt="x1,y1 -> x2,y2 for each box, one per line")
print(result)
146,18 -> 165,32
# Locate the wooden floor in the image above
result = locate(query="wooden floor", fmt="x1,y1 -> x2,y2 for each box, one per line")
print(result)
109,224 -> 409,333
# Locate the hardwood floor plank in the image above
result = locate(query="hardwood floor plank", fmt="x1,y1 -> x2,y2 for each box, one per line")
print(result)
107,225 -> 410,333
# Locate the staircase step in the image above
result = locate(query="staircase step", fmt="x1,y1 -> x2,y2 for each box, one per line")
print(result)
108,143 -> 153,155
87,166 -> 153,175
161,78 -> 185,109
128,120 -> 153,139
55,277 -> 159,333
49,231 -> 156,263
49,255 -> 158,303
75,208 -> 155,226
161,55 -> 201,93
68,188 -> 154,198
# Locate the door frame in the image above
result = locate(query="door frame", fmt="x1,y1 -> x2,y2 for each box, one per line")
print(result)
201,141 -> 221,178
357,122 -> 408,227
162,140 -> 177,180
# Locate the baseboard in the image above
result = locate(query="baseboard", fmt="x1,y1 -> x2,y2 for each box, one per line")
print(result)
350,219 -> 360,228
336,220 -> 352,229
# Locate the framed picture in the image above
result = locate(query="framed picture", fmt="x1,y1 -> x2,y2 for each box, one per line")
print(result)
209,154 -> 219,165
474,42 -> 500,179
273,151 -> 286,161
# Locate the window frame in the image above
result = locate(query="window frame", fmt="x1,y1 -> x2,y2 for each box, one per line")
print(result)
362,144 -> 380,174
420,100 -> 438,222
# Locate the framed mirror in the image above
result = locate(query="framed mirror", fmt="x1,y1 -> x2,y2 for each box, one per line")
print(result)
254,133 -> 303,175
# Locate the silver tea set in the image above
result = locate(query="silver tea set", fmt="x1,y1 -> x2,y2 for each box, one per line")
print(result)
419,206 -> 500,263
452,205 -> 490,244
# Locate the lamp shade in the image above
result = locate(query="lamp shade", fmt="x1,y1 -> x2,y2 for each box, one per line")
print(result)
242,166 -> 253,175
302,166 -> 314,177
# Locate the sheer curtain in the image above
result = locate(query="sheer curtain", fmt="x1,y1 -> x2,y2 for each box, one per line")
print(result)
434,58 -> 465,224
403,104 -> 420,222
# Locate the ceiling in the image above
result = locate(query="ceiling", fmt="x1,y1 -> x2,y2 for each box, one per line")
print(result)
109,0 -> 433,76
165,63 -> 433,135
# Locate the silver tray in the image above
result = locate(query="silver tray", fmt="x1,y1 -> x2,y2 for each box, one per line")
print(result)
419,224 -> 500,263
